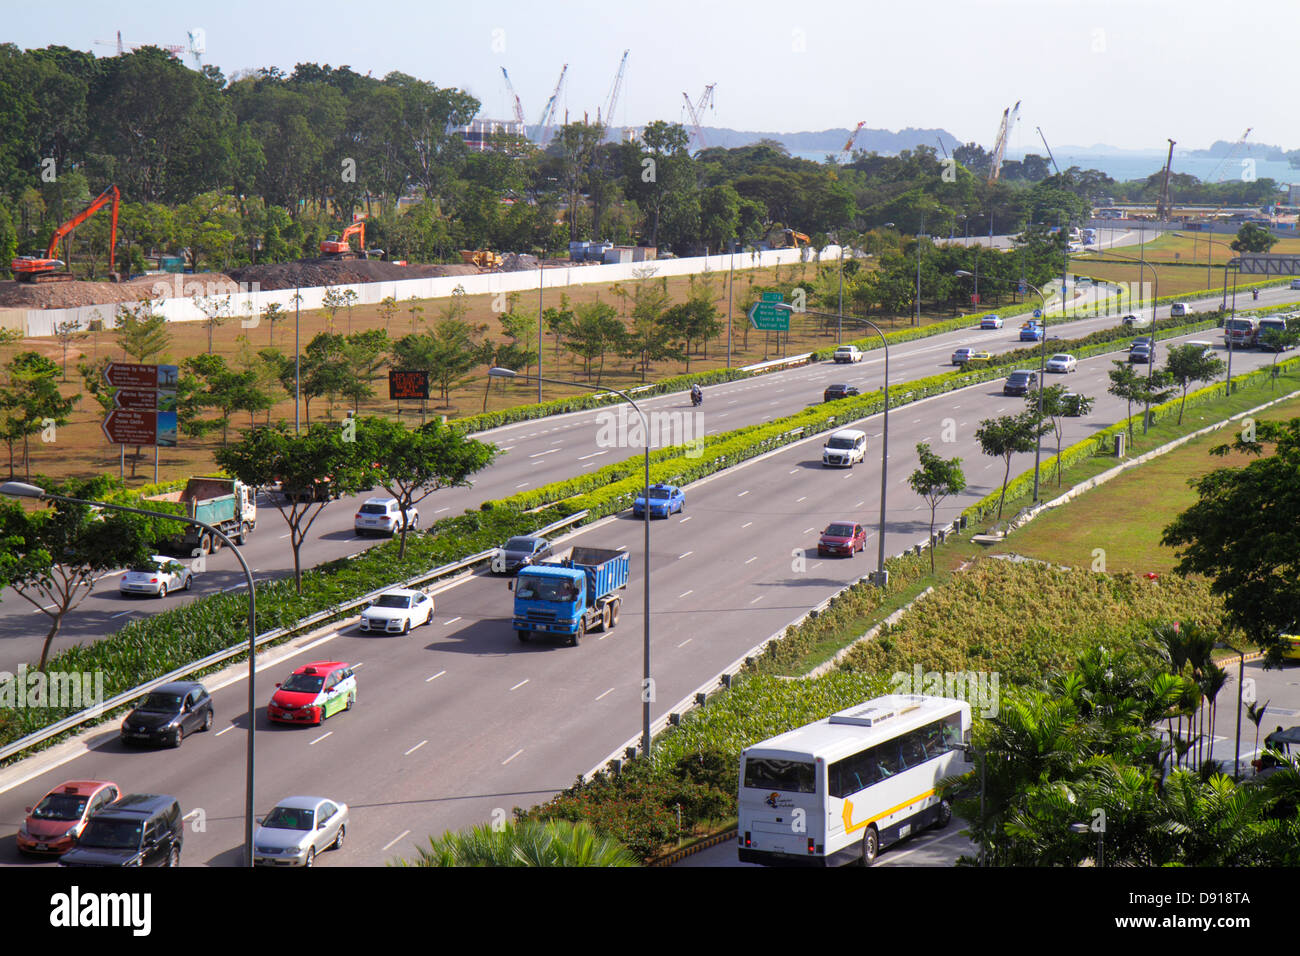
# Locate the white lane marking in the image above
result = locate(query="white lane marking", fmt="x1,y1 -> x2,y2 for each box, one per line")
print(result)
279,533 -> 290,539
578,451 -> 608,460
737,490 -> 750,497
678,551 -> 693,559
426,671 -> 446,682
381,830 -> 410,852
309,731 -> 333,745
502,749 -> 524,765
223,585 -> 243,593
110,609 -> 135,619
742,521 -> 753,529
405,740 -> 428,756
499,445 -> 514,452
529,448 -> 560,458
595,687 -> 614,701
215,725 -> 236,737
435,507 -> 449,514
515,482 -> 530,488
679,590 -> 693,598
678,638 -> 692,648
802,527 -> 815,534
750,595 -> 764,604
745,556 -> 758,564
855,500 -> 865,508
443,616 -> 462,625
510,679 -> 529,691
680,515 -> 693,523
789,468 -> 799,474
351,662 -> 365,669
796,496 -> 806,503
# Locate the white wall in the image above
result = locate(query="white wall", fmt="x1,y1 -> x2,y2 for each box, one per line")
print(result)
21,247 -> 814,337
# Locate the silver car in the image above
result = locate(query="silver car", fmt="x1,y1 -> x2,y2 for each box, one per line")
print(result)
119,555 -> 193,598
253,796 -> 348,867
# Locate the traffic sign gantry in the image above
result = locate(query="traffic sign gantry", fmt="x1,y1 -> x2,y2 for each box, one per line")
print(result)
748,291 -> 790,332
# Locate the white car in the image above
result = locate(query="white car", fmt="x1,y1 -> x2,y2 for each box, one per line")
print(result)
1045,353 -> 1077,373
822,429 -> 867,467
119,555 -> 193,598
1122,313 -> 1152,329
354,497 -> 419,536
359,588 -> 434,634
832,345 -> 864,363
253,796 -> 349,867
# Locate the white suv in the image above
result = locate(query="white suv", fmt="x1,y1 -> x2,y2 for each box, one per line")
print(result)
354,497 -> 419,536
822,429 -> 867,467
832,345 -> 864,363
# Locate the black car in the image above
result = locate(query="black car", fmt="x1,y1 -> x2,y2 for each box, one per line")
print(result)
823,384 -> 860,402
1003,370 -> 1038,396
494,536 -> 554,575
60,794 -> 184,867
121,681 -> 214,748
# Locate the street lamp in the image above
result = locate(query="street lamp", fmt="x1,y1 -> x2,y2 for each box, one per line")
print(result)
774,305 -> 891,587
1174,232 -> 1239,395
1069,821 -> 1103,867
1214,640 -> 1247,782
1099,247 -> 1159,434
0,480 -> 259,866
488,368 -> 654,759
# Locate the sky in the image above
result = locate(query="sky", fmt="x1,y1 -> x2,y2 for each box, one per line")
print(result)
9,0 -> 1294,152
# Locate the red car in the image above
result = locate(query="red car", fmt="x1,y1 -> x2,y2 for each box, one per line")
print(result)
818,521 -> 867,557
17,780 -> 121,856
268,661 -> 358,726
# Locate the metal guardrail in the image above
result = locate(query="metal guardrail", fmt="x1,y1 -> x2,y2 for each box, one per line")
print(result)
0,509 -> 589,765
740,353 -> 814,373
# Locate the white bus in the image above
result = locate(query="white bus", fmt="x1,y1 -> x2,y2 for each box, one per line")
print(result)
738,694 -> 971,866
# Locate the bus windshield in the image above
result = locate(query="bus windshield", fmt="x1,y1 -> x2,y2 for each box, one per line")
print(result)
744,757 -> 816,793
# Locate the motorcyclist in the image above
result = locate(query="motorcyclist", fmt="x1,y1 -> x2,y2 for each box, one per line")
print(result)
1253,288 -> 1260,301
690,383 -> 702,406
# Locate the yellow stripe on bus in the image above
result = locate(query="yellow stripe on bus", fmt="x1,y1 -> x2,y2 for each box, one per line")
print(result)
842,790 -> 935,834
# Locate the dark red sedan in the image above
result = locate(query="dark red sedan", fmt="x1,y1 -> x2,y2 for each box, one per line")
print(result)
818,521 -> 866,557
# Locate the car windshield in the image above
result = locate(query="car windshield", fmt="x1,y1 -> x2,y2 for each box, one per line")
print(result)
828,385 -> 848,392
515,577 -> 579,602
32,793 -> 89,821
1009,374 -> 1031,383
137,693 -> 182,713
281,674 -> 325,694
1051,354 -> 1070,362
827,437 -> 855,449
374,594 -> 412,609
77,819 -> 143,850
647,485 -> 673,498
359,504 -> 389,515
505,537 -> 538,551
825,524 -> 855,537
262,806 -> 315,831
128,560 -> 164,574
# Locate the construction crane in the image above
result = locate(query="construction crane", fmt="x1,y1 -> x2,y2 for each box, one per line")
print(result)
500,67 -> 527,129
95,30 -> 184,56
1156,138 -> 1176,220
682,83 -> 717,151
934,135 -> 948,160
1208,128 -> 1252,183
12,185 -> 121,283
1036,126 -> 1061,176
536,63 -> 568,147
187,29 -> 205,70
839,121 -> 866,161
988,100 -> 1021,184
598,49 -> 629,138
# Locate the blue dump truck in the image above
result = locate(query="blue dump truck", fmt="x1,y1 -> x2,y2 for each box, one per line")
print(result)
509,546 -> 629,646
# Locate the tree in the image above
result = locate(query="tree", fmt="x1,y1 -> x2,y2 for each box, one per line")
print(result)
0,478 -> 154,669
52,318 -> 85,380
378,295 -> 399,336
907,442 -> 965,571
1230,221 -> 1276,254
565,301 -> 625,383
498,309 -> 539,379
113,300 -> 170,362
261,301 -> 286,347
1162,417 -> 1300,659
299,332 -> 350,421
0,352 -> 77,478
1030,384 -> 1094,487
626,283 -> 678,381
1164,344 -> 1226,424
975,412 -> 1048,521
354,416 -> 496,558
339,329 -> 389,413
183,353 -> 269,445
215,423 -> 371,592
426,317 -> 487,405
321,286 -> 347,334
1260,320 -> 1300,388
1107,362 -> 1146,445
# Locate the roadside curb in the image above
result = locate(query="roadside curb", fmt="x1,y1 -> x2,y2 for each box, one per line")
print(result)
649,826 -> 736,867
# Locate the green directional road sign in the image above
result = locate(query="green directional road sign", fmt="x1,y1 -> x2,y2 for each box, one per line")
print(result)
749,291 -> 790,331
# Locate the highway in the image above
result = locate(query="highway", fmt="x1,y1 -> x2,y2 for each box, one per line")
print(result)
4,252 -> 1294,672
1,296 -> 1293,867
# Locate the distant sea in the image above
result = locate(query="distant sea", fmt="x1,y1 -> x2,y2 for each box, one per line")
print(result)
788,149 -> 1299,185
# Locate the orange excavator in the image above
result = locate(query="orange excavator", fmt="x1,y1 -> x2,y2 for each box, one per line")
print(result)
783,228 -> 811,248
12,184 -> 121,283
319,214 -> 373,260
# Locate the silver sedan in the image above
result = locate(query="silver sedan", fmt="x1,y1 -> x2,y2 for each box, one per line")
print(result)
253,796 -> 349,867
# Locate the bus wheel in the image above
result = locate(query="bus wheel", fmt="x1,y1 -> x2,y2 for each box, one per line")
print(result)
932,799 -> 952,830
860,827 -> 879,866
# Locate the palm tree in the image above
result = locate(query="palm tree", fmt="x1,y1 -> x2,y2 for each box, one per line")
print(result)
1247,699 -> 1270,761
396,819 -> 639,867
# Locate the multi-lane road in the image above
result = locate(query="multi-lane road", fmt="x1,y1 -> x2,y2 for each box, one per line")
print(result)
2,251 -> 1297,867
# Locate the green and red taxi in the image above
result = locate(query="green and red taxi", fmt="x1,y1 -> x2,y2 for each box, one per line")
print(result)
268,661 -> 357,726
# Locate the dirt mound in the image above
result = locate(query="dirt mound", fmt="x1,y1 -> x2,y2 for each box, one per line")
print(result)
500,253 -> 539,272
0,272 -> 237,311
225,258 -> 481,292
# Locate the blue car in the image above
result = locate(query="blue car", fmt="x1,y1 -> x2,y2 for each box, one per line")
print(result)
632,484 -> 685,518
1019,322 -> 1044,342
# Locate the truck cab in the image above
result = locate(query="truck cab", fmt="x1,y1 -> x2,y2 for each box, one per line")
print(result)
510,547 -> 628,646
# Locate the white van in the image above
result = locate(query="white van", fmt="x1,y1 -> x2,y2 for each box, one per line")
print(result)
1170,302 -> 1192,318
823,429 -> 867,468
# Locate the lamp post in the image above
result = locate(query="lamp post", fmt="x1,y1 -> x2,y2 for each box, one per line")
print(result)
488,368 -> 654,758
1069,821 -> 1103,867
1174,233 -> 1237,394
1099,247 -> 1159,434
1215,640 -> 1247,782
775,305 -> 891,587
0,480 -> 259,866
956,271 -> 1051,500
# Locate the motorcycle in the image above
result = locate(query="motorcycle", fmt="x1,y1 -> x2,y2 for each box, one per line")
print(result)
691,390 -> 702,408
1253,289 -> 1260,301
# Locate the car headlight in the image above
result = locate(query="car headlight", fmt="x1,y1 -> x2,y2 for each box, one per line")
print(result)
64,824 -> 80,838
